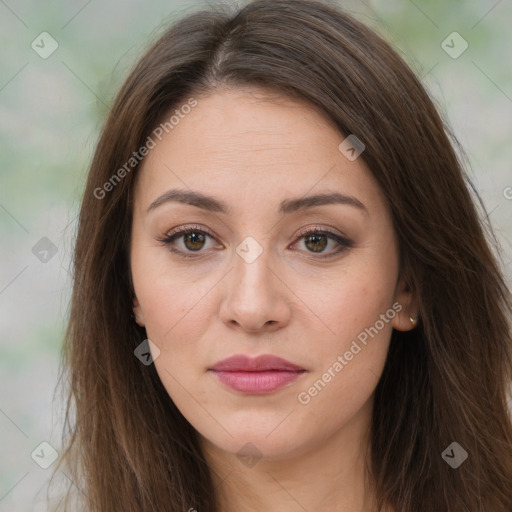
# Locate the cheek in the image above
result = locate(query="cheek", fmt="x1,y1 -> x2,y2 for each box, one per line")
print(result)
297,258 -> 397,403
131,255 -> 222,410
132,248 -> 215,340
307,259 -> 398,351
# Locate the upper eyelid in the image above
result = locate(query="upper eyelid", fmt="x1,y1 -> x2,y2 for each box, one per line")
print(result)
163,224 -> 346,241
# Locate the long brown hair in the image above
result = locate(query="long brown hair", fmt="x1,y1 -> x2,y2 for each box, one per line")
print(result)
51,0 -> 512,510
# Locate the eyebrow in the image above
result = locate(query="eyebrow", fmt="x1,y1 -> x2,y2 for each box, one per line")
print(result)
146,188 -> 368,215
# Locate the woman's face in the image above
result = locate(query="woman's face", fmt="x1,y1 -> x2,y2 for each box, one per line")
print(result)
130,86 -> 416,461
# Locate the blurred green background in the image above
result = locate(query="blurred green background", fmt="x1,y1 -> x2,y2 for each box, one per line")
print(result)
1,0 -> 511,510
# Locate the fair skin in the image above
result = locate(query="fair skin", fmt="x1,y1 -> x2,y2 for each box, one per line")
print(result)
130,86 -> 417,512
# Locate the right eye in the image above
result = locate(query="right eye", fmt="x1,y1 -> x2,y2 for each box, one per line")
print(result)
156,225 -> 221,258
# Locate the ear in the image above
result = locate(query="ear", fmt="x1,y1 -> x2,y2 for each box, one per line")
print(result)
392,273 -> 419,332
132,296 -> 146,327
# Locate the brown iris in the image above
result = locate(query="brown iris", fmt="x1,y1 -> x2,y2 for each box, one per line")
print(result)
183,232 -> 206,251
304,233 -> 328,252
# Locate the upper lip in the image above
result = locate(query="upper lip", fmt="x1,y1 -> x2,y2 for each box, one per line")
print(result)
209,354 -> 305,372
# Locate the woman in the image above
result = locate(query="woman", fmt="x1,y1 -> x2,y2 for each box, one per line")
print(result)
51,0 -> 512,510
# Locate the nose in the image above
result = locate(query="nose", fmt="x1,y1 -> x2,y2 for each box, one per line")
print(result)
219,242 -> 292,333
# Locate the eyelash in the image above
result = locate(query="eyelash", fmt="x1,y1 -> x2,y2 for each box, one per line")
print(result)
156,224 -> 353,260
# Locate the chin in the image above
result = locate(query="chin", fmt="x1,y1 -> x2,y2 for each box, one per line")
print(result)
200,423 -> 313,463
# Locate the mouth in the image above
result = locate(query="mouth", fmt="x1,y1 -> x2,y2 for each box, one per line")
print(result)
208,354 -> 306,394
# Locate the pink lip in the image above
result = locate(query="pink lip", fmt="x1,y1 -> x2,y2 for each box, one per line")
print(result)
209,354 -> 306,394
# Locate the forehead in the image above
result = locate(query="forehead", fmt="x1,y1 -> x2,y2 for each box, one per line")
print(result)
133,87 -> 385,216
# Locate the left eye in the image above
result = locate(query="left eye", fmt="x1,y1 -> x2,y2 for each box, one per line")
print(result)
157,226 -> 352,259
298,231 -> 343,254
293,228 -> 353,259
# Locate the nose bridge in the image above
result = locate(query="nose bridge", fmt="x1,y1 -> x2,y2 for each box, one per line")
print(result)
232,234 -> 274,294
219,232 -> 289,331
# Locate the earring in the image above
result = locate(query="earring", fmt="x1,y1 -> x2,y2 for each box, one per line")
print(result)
409,316 -> 417,326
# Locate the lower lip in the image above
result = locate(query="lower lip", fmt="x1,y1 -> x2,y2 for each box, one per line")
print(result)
210,370 -> 305,394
